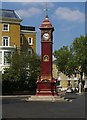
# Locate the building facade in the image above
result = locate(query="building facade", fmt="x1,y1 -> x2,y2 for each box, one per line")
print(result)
0,9 -> 36,73
52,62 -> 79,91
20,25 -> 36,54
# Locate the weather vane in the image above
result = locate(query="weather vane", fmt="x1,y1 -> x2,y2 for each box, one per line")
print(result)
44,2 -> 49,17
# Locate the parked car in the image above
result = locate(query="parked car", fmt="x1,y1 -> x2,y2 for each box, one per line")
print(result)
66,87 -> 73,93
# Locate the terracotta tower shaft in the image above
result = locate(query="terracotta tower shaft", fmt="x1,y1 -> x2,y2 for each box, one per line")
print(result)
40,15 -> 54,81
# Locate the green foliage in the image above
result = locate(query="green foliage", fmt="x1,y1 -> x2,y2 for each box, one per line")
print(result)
54,46 -> 75,76
2,51 -> 41,94
54,35 -> 87,77
71,35 -> 87,75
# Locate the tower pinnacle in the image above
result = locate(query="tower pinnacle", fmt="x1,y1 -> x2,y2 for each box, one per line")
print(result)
44,2 -> 49,18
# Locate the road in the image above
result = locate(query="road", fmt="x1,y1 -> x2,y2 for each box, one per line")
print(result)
1,93 -> 87,119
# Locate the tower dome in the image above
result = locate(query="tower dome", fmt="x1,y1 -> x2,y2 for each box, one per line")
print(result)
40,15 -> 54,30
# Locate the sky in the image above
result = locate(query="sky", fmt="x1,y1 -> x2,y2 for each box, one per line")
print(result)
1,1 -> 85,55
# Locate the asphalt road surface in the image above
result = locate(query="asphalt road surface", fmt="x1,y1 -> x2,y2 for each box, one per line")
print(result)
1,93 -> 87,119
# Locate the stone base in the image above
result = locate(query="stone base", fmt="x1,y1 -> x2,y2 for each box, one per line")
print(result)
36,79 -> 57,96
36,90 -> 57,96
26,95 -> 65,102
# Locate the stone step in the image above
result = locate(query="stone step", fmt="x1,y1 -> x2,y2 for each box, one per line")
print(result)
26,95 -> 65,102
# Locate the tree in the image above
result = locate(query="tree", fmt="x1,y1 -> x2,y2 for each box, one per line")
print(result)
54,46 -> 77,76
54,35 -> 87,78
3,51 -> 28,82
2,51 -> 41,93
71,35 -> 87,79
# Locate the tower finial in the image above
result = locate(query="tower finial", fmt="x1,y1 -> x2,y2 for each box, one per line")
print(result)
44,2 -> 49,18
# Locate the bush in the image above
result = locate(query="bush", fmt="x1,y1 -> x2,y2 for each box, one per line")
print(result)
2,78 -> 37,95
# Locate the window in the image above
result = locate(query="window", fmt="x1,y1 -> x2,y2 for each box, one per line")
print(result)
2,37 -> 9,46
58,81 -> 61,86
28,49 -> 32,55
28,37 -> 33,45
0,52 -> 2,64
4,51 -> 11,65
3,24 -> 9,31
68,80 -> 71,86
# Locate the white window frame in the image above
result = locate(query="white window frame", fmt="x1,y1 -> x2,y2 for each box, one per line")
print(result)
2,24 -> 9,32
28,37 -> 33,45
2,36 -> 10,46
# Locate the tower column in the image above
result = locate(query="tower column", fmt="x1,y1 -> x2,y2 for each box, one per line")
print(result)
36,15 -> 57,96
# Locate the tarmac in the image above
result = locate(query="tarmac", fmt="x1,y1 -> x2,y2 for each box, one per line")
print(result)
2,92 -> 86,118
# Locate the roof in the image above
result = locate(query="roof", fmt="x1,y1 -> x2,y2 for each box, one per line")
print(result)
20,25 -> 35,31
0,9 -> 21,20
40,15 -> 54,30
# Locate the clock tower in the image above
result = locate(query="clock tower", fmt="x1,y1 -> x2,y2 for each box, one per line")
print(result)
40,15 -> 54,81
36,15 -> 56,96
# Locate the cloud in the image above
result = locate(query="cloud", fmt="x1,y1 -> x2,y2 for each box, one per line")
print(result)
54,7 -> 85,22
15,3 -> 54,18
16,7 -> 41,18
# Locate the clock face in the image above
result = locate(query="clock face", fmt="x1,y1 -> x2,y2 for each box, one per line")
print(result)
43,33 -> 49,40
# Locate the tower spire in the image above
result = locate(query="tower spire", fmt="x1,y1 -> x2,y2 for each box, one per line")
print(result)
44,2 -> 49,18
